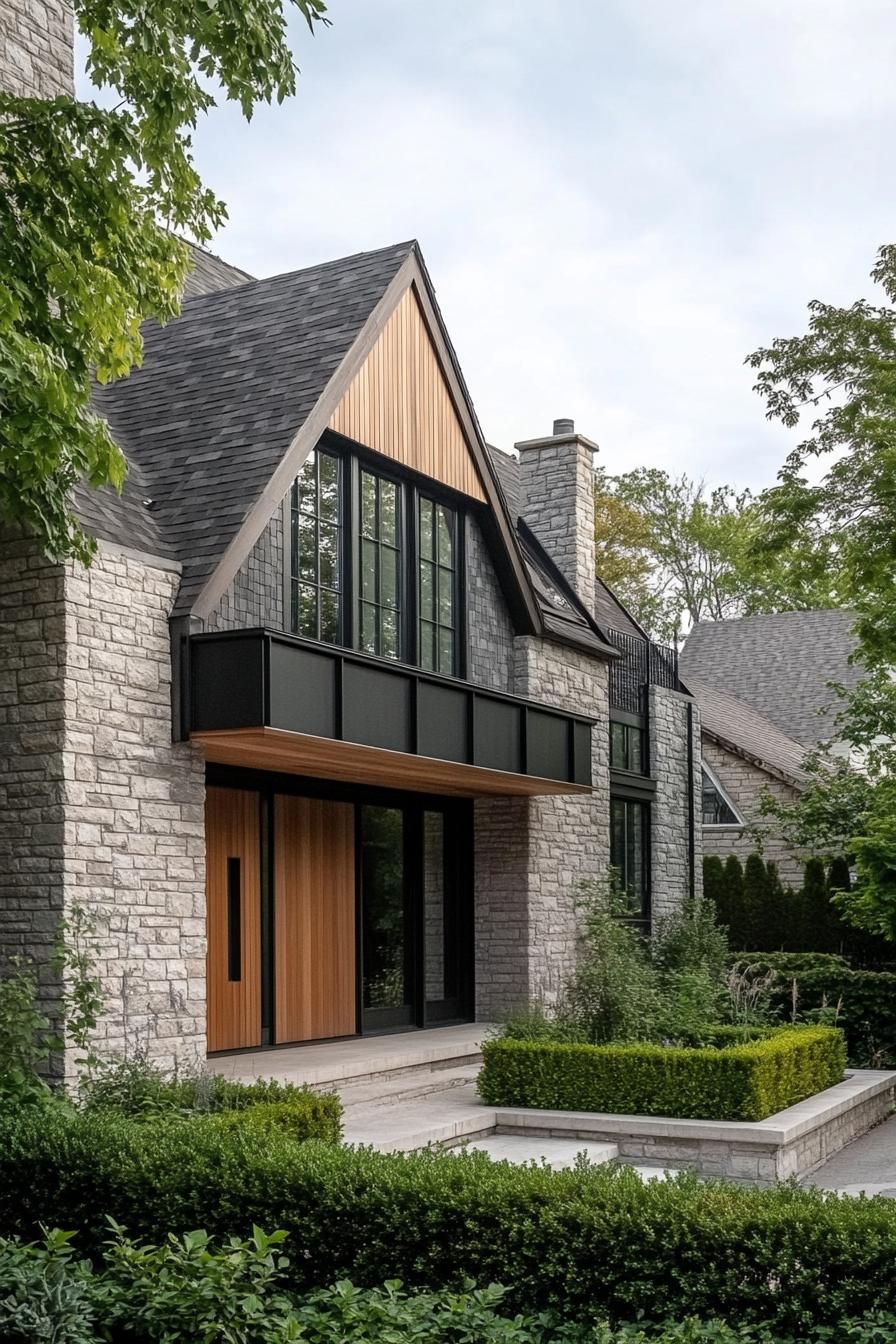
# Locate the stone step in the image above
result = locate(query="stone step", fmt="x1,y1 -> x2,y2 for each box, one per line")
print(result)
343,1082 -> 494,1152
338,1063 -> 480,1113
461,1135 -> 619,1170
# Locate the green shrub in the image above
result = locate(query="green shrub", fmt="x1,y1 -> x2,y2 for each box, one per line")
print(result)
478,1027 -> 845,1121
80,1057 -> 342,1140
740,957 -> 896,1066
3,1107 -> 896,1333
0,1228 -> 96,1343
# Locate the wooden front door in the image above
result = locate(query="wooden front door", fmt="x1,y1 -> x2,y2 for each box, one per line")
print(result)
274,794 -> 356,1043
206,786 -> 262,1052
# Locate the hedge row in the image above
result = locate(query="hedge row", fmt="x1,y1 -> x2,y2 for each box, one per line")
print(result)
477,1027 -> 845,1121
2,1108 -> 896,1331
741,954 -> 896,1067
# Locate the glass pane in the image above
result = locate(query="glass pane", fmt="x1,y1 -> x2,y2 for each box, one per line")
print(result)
380,479 -> 398,545
361,539 -> 378,602
437,505 -> 454,567
361,807 -> 408,1010
381,547 -> 398,609
360,471 -> 377,535
437,567 -> 454,625
297,584 -> 317,638
438,626 -> 454,674
319,522 -> 339,590
419,560 -> 435,621
297,518 -> 316,583
298,451 -> 317,512
359,601 -> 377,654
627,803 -> 645,915
423,812 -> 447,1003
610,722 -> 627,770
381,606 -> 400,659
610,798 -> 626,880
319,588 -> 339,644
420,619 -> 436,671
318,451 -> 339,521
629,726 -> 644,773
419,498 -> 434,560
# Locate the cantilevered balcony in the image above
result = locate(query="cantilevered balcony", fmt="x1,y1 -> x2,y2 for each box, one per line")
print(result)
186,629 -> 593,797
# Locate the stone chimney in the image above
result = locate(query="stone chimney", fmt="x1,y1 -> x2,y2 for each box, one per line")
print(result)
515,418 -> 597,613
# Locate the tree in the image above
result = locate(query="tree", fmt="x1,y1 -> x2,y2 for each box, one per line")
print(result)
592,467 -> 841,644
0,0 -> 329,564
718,854 -> 747,948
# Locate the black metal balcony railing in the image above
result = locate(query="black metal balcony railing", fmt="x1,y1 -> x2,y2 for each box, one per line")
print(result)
607,628 -> 679,713
187,628 -> 594,788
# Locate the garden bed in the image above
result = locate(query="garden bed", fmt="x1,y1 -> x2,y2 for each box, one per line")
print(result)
478,1026 -> 846,1121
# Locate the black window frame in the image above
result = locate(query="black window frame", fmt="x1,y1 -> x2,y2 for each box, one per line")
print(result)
417,493 -> 460,677
609,714 -> 646,775
285,435 -> 468,678
610,794 -> 650,923
288,446 -> 344,645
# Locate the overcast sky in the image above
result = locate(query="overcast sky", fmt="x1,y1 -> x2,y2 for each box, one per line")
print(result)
78,1 -> 896,488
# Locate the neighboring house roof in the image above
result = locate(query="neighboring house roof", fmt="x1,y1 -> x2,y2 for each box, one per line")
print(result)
680,610 -> 860,747
89,241 -> 417,614
689,677 -> 810,787
182,243 -> 255,299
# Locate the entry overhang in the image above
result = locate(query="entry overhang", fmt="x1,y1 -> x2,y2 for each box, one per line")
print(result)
186,629 -> 593,799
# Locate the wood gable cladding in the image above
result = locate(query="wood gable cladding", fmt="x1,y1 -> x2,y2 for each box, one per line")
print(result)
328,285 -> 487,503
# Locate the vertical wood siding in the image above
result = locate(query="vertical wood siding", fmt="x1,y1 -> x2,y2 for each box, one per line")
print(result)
329,287 -> 486,502
274,794 -> 356,1043
205,786 -> 262,1052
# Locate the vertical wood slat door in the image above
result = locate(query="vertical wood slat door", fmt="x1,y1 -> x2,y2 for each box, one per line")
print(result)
274,795 -> 356,1043
206,787 -> 262,1052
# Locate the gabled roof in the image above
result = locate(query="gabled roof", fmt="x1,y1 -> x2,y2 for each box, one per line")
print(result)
680,610 -> 860,747
689,677 -> 810,787
182,243 -> 254,299
90,242 -> 416,613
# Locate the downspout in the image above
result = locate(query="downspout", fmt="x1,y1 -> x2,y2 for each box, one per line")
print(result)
686,700 -> 696,901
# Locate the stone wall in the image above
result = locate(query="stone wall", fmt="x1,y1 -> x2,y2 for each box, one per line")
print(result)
465,514 -> 515,692
0,532 -> 68,1049
62,545 -> 207,1069
701,738 -> 805,886
474,638 -> 611,1019
648,686 -> 702,918
0,0 -> 73,99
0,533 -> 207,1076
517,429 -> 596,611
203,508 -> 284,632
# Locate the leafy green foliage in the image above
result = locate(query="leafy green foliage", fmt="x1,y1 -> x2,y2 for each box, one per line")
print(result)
5,1108 -> 896,1333
0,0 -> 328,561
592,467 -> 841,643
478,1027 -> 844,1122
0,1228 -> 96,1343
0,958 -> 56,1110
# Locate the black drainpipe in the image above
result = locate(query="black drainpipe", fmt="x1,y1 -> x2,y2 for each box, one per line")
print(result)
686,700 -> 696,900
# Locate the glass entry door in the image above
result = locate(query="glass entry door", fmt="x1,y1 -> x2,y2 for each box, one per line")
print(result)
360,805 -> 414,1030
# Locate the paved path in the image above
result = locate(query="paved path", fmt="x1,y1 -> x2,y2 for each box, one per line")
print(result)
806,1114 -> 896,1196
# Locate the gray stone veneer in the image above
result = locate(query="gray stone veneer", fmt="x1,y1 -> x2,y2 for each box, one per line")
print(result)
0,534 -> 207,1075
517,430 -> 596,611
1,0 -> 73,99
475,639 -> 611,1019
701,737 -> 805,886
465,514 -> 515,692
648,686 -> 703,919
203,508 -> 284,632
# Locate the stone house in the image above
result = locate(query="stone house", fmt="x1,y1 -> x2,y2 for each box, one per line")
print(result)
680,610 -> 860,886
0,0 -> 702,1071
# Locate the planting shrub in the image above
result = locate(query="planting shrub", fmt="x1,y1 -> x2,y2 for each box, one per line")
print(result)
478,1027 -> 845,1121
2,1107 -> 896,1333
80,1056 -> 342,1141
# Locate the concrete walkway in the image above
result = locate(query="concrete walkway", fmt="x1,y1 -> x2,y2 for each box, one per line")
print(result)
806,1113 -> 896,1197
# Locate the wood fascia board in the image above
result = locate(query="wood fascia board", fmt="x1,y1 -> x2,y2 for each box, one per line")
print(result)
405,260 -> 542,635
702,727 -> 806,789
190,253 -> 418,621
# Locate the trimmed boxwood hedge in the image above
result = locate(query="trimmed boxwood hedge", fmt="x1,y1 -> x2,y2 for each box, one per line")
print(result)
2,1108 -> 896,1332
477,1027 -> 845,1121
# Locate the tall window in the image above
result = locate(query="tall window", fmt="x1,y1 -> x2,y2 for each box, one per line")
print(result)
418,496 -> 457,675
290,448 -> 341,642
610,719 -> 645,773
359,468 -> 401,660
610,797 -> 649,918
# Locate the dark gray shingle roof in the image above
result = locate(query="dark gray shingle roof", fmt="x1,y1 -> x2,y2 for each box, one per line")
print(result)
182,243 -> 255,299
689,678 -> 810,785
89,241 -> 414,612
680,610 -> 860,747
